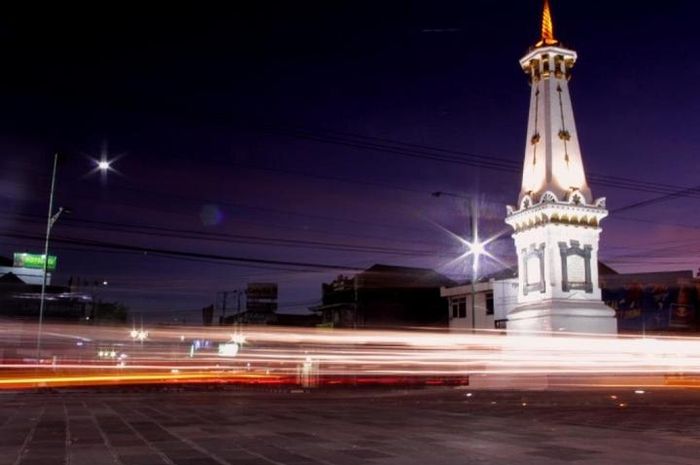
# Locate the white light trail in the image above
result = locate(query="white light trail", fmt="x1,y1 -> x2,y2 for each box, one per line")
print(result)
3,322 -> 700,389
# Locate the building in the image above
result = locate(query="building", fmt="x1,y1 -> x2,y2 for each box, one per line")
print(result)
222,283 -> 278,325
601,270 -> 700,333
310,264 -> 454,328
0,254 -> 52,285
442,266 -> 700,334
270,313 -> 322,327
0,274 -> 90,321
0,255 -> 124,322
503,0 -> 616,334
441,270 -> 518,330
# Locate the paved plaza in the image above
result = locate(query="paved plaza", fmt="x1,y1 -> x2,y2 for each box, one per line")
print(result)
1,386 -> 700,465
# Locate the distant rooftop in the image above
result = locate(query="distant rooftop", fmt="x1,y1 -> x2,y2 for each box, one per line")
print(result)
356,264 -> 455,289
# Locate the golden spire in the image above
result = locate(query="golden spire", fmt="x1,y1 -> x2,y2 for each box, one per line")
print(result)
536,0 -> 559,47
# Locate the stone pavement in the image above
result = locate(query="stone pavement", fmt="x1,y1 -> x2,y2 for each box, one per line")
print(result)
1,387 -> 700,465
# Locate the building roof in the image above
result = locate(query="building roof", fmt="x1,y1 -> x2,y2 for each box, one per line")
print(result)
600,270 -> 696,288
0,272 -> 25,284
357,264 -> 455,289
598,262 -> 618,276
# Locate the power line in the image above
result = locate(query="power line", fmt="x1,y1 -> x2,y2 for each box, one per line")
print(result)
10,123 -> 700,205
0,231 -> 369,272
0,211 -> 460,258
257,125 -> 700,199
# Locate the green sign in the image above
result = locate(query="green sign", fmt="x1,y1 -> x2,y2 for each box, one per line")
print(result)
13,253 -> 57,271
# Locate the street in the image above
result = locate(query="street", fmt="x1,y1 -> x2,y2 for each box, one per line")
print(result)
2,387 -> 699,465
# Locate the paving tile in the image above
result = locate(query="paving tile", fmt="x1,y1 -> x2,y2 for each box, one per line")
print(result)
338,448 -> 394,459
118,454 -> 170,465
0,448 -> 19,465
222,460 -> 274,465
106,435 -> 145,447
17,460 -> 66,465
70,448 -> 118,465
170,458 -> 222,465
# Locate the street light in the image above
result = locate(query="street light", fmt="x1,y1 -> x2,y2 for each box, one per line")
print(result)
36,151 -> 115,363
432,191 -> 491,332
87,148 -> 118,179
36,154 -> 71,363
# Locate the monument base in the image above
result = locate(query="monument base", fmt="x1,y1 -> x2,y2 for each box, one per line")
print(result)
506,299 -> 617,334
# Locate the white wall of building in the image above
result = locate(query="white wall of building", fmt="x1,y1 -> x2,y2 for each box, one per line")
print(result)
441,278 -> 518,330
0,266 -> 50,285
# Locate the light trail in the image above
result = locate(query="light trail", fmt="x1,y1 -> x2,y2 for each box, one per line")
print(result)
2,322 -> 700,389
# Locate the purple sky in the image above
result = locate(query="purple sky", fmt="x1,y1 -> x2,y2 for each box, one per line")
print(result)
1,1 -> 699,322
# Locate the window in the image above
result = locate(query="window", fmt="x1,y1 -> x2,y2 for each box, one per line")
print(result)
486,292 -> 494,315
451,297 -> 467,319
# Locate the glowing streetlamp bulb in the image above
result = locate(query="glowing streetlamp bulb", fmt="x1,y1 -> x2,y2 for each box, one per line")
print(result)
469,240 -> 485,258
97,160 -> 111,171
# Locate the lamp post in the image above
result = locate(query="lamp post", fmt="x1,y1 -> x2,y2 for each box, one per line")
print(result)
432,192 -> 484,332
463,197 -> 483,332
36,154 -> 70,363
36,154 -> 113,363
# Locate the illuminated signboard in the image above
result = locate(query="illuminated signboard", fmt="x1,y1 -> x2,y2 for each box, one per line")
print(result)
13,253 -> 57,271
218,343 -> 239,357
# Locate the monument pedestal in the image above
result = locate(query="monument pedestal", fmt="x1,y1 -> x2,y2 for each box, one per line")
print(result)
507,299 -> 617,334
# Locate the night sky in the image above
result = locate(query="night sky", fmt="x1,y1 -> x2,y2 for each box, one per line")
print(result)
1,1 -> 699,322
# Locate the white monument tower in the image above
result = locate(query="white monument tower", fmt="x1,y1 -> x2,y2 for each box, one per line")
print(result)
505,0 -> 617,334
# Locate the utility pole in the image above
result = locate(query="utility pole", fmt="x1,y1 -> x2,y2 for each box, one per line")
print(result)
432,191 -> 487,333
222,291 -> 228,324
469,197 -> 478,333
218,290 -> 243,325
36,153 -> 64,363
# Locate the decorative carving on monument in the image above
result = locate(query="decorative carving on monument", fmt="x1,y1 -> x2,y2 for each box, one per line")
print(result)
558,240 -> 593,293
522,243 -> 546,295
